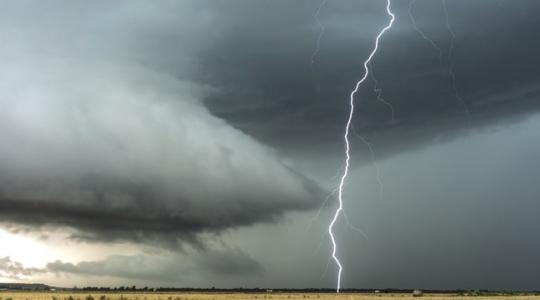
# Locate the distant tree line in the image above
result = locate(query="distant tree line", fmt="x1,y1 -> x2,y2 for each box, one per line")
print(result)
66,287 -> 540,295
2,283 -> 540,295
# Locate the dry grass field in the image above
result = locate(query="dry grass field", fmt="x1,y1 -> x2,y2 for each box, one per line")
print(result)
1,292 -> 540,300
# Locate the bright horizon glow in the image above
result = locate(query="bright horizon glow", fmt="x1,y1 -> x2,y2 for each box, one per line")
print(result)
0,229 -> 58,270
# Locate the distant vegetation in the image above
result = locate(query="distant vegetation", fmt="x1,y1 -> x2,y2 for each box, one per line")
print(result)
1,283 -> 540,300
2,291 -> 540,300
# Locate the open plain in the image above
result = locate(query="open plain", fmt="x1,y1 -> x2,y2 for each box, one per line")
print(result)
1,293 -> 540,300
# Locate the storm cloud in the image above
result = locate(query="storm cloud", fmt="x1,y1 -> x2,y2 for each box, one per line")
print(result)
0,257 -> 44,280
1,0 -> 540,290
1,248 -> 261,283
0,2 -> 323,247
198,0 -> 540,160
0,61 -> 323,247
46,247 -> 262,283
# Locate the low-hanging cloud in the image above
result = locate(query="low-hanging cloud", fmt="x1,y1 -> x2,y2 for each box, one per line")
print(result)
0,42 -> 323,247
46,247 -> 262,283
0,247 -> 261,283
0,257 -> 45,280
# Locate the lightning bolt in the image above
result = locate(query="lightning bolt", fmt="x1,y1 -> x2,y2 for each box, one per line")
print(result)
442,0 -> 470,114
328,0 -> 395,293
408,0 -> 443,67
369,66 -> 395,123
352,127 -> 384,202
409,0 -> 470,114
311,0 -> 327,68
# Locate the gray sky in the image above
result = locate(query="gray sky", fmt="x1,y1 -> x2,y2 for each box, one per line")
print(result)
1,0 -> 540,291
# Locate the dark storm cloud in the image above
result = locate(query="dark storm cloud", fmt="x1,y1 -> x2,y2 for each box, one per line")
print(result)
195,0 -> 540,158
0,1 -> 324,248
0,249 -> 261,283
0,63 -> 323,247
0,172 -> 319,248
2,0 -> 535,160
2,0 -> 540,290
333,118 -> 540,290
46,248 -> 261,282
194,247 -> 262,276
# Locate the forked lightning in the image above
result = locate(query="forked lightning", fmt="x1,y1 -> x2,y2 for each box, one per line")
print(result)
328,0 -> 395,293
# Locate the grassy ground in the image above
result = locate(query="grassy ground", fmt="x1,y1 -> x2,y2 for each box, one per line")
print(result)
1,292 -> 540,300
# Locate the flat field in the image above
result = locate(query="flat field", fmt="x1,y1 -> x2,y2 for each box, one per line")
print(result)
1,292 -> 540,300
